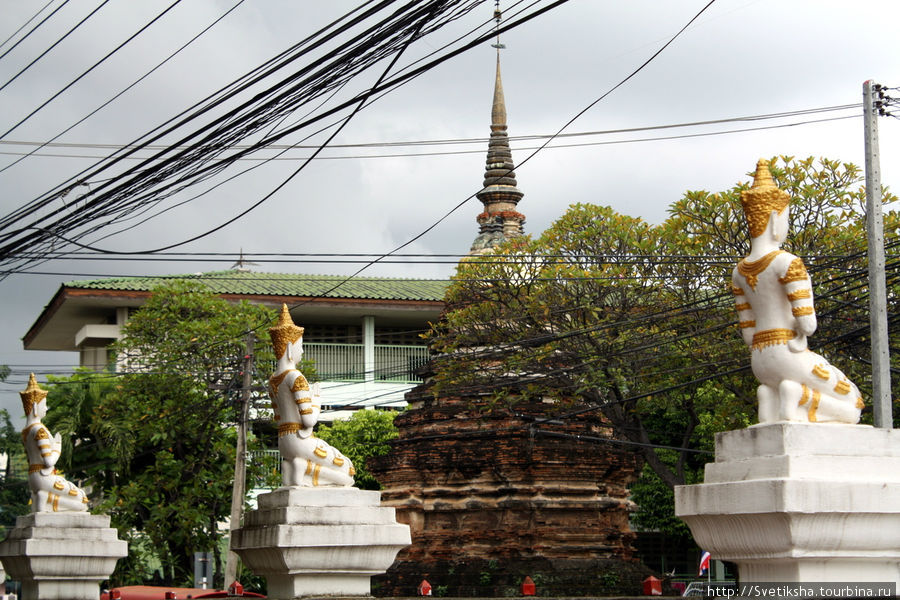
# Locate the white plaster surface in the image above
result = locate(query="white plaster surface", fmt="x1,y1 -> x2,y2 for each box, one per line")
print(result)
232,487 -> 411,599
675,423 -> 900,584
0,512 -> 127,600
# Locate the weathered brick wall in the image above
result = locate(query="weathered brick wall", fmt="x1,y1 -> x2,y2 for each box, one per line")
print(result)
370,385 -> 644,595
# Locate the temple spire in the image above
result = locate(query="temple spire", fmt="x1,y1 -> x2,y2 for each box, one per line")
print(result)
491,54 -> 506,130
469,2 -> 525,255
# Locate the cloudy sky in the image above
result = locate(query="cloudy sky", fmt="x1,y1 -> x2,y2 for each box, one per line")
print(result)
1,0 -> 899,419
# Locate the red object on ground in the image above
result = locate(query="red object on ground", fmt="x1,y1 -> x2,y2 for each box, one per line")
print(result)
418,579 -> 433,596
100,585 -> 265,599
642,575 -> 663,596
228,582 -> 244,596
521,576 -> 536,596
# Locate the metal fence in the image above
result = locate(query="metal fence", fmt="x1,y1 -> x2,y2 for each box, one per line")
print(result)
303,343 -> 429,383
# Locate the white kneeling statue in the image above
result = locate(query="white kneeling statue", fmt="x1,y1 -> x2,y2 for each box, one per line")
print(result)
20,373 -> 90,512
268,304 -> 355,487
732,159 -> 863,424
3,374 -> 127,599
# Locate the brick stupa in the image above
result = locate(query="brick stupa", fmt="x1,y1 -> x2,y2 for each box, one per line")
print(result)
370,40 -> 647,597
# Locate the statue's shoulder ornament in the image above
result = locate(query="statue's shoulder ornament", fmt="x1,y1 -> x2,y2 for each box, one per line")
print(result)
269,369 -> 299,398
21,422 -> 48,442
778,255 -> 809,285
291,373 -> 310,393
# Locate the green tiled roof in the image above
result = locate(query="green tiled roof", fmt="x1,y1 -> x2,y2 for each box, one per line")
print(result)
66,270 -> 449,302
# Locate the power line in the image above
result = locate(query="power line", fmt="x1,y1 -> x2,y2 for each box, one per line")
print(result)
0,103 -> 861,153
0,0 -> 388,230
0,0 -> 500,270
0,114 -> 861,163
0,0 -> 112,93
0,0 -> 186,141
0,0 -> 71,61
0,0 -> 249,175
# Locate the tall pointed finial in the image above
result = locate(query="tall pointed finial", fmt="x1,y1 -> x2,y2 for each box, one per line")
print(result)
491,53 -> 507,129
491,0 -> 506,51
469,0 -> 525,255
490,0 -> 506,129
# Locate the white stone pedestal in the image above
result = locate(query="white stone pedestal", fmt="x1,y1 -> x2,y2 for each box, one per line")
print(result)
0,512 -> 127,600
675,423 -> 900,584
231,487 -> 411,599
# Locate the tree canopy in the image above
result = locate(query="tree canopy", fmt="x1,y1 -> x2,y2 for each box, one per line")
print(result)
45,281 -> 276,587
429,156 -> 899,490
316,408 -> 399,490
0,406 -> 29,539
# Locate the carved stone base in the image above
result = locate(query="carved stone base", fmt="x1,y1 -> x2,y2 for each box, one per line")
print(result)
231,487 -> 410,599
0,512 -> 127,600
675,423 -> 900,584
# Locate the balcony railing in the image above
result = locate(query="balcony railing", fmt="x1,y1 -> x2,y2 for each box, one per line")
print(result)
304,343 -> 429,384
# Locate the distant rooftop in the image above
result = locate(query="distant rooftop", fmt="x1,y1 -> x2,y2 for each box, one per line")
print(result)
65,270 -> 450,302
25,270 -> 449,352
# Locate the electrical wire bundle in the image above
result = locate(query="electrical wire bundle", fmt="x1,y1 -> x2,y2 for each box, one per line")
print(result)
0,0 -> 563,276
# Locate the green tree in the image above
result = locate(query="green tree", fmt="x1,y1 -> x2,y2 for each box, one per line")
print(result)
0,366 -> 29,536
316,409 -> 399,490
0,406 -> 30,538
430,156 -> 898,491
91,281 -> 276,586
43,369 -> 121,493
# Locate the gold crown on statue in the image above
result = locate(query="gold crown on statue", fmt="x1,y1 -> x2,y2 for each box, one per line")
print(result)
20,372 -> 48,416
740,159 -> 791,238
269,304 -> 304,359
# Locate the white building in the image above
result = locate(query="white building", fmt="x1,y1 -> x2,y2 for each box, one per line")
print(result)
23,270 -> 447,416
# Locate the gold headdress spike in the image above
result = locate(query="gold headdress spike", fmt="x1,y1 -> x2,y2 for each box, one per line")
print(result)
269,304 -> 304,359
20,372 -> 48,416
740,159 -> 791,238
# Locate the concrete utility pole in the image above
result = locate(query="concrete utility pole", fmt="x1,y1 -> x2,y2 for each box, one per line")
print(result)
225,333 -> 255,585
862,79 -> 893,429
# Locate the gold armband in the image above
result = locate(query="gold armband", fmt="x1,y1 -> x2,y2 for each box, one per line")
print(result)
792,306 -> 814,317
278,422 -> 301,436
787,289 -> 811,301
751,328 -> 795,351
799,384 -> 811,406
808,390 -> 821,422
